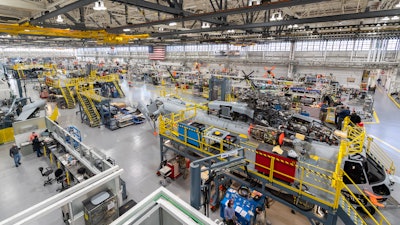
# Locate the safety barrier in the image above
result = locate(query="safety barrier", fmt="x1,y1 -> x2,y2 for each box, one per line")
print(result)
366,136 -> 396,175
13,63 -> 57,79
80,90 -> 108,103
0,127 -> 15,144
341,171 -> 391,225
158,109 -> 392,225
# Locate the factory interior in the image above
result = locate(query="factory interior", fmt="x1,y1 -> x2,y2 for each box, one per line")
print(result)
0,0 -> 400,225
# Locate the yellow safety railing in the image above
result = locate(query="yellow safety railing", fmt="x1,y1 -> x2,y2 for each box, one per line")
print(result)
80,90 -> 107,102
159,111 -> 337,207
341,171 -> 391,225
158,109 -> 391,225
339,195 -> 367,225
333,117 -> 366,208
45,77 -> 60,88
366,136 -> 396,175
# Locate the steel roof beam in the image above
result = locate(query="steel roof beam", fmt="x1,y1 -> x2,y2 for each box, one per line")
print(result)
108,0 -> 325,32
30,0 -> 97,25
152,8 -> 400,37
113,0 -> 226,25
113,0 -> 184,15
108,11 -> 122,26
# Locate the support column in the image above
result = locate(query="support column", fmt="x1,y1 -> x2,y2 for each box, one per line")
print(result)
190,162 -> 201,209
287,40 -> 295,78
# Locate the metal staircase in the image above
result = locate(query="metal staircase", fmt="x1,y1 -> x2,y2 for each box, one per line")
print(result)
76,91 -> 101,127
112,80 -> 125,97
60,87 -> 75,109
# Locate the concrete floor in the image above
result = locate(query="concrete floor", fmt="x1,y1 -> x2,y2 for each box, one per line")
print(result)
0,81 -> 399,225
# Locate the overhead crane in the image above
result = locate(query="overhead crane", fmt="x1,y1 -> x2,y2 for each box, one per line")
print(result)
0,23 -> 149,44
156,106 -> 394,225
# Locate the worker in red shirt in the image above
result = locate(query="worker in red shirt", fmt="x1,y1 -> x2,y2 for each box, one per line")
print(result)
29,132 -> 38,142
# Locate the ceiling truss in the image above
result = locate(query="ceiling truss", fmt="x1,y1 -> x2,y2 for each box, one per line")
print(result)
0,0 -> 398,46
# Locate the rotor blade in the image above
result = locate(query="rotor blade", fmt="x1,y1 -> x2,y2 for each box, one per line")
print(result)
166,68 -> 176,83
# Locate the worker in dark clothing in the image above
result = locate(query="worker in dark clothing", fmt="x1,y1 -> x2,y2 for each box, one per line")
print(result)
377,78 -> 381,85
334,105 -> 343,128
224,199 -> 236,225
338,107 -> 351,130
320,102 -> 328,123
10,143 -> 21,167
350,110 -> 362,125
32,136 -> 42,157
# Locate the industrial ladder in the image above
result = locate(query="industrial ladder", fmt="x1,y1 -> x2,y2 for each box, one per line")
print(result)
60,86 -> 75,109
76,92 -> 101,127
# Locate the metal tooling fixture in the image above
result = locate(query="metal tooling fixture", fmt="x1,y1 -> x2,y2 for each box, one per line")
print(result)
190,148 -> 246,212
208,76 -> 231,101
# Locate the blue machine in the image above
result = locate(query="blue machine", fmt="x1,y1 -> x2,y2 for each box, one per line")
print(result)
65,125 -> 81,148
178,122 -> 205,147
300,111 -> 310,116
220,188 -> 264,225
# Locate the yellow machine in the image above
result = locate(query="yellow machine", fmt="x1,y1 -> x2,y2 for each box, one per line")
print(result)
325,107 -> 336,124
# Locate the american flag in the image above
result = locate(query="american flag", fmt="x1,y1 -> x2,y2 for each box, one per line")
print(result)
148,46 -> 166,60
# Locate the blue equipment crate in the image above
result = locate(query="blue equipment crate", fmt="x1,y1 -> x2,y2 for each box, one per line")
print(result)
178,122 -> 205,147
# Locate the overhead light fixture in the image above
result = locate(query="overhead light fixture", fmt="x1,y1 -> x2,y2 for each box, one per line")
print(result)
381,16 -> 390,21
227,29 -> 235,33
293,24 -> 299,28
158,27 -> 164,31
169,22 -> 177,26
123,28 -> 131,32
396,2 -> 400,8
56,15 -> 63,23
93,0 -> 107,11
392,15 -> 399,20
287,25 -> 293,29
276,12 -> 283,21
270,12 -> 283,21
201,22 -> 210,29
248,0 -> 261,6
